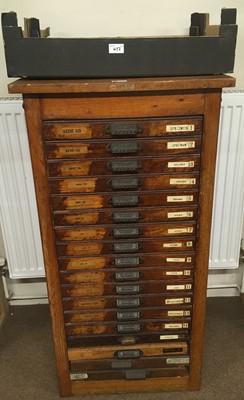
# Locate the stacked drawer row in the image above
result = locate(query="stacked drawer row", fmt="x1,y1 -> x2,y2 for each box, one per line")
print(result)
43,116 -> 202,381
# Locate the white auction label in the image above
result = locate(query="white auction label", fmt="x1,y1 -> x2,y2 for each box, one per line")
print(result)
166,124 -> 195,132
109,44 -> 124,53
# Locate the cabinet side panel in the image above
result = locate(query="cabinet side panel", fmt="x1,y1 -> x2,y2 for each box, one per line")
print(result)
23,97 -> 71,396
189,90 -> 222,389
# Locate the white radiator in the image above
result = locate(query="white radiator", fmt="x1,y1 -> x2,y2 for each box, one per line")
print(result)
0,98 -> 44,278
0,94 -> 243,278
209,91 -> 244,269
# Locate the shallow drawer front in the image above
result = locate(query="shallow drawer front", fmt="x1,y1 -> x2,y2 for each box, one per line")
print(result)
58,253 -> 195,271
69,366 -> 188,381
62,294 -> 193,311
61,281 -> 193,297
55,223 -> 196,241
64,307 -> 192,323
56,238 -> 196,256
43,117 -> 203,140
65,319 -> 191,335
48,174 -> 199,194
48,155 -> 201,177
51,191 -> 199,211
70,355 -> 190,371
60,267 -> 193,284
68,342 -> 188,361
45,137 -> 202,159
53,207 -> 198,226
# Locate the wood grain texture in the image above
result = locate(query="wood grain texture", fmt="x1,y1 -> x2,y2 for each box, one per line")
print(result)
14,76 -> 235,395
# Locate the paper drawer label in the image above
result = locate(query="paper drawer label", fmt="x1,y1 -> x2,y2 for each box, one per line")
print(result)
166,257 -> 186,263
166,124 -> 195,132
167,211 -> 194,218
168,311 -> 184,317
166,271 -> 183,276
160,334 -> 179,340
109,44 -> 124,53
170,178 -> 196,185
168,161 -> 195,168
165,298 -> 184,305
167,141 -> 195,149
167,227 -> 194,234
165,323 -> 189,329
166,285 -> 186,290
166,357 -> 190,364
163,242 -> 182,248
167,195 -> 193,202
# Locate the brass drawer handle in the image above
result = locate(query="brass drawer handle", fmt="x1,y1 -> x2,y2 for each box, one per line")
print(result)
116,311 -> 140,320
107,142 -> 141,154
106,123 -> 142,137
112,211 -> 140,223
116,349 -> 142,358
112,227 -> 140,238
117,324 -> 141,334
115,271 -> 140,281
116,298 -> 141,308
108,160 -> 141,172
116,285 -> 140,294
114,257 -> 141,267
109,195 -> 139,207
113,242 -> 140,253
109,177 -> 141,190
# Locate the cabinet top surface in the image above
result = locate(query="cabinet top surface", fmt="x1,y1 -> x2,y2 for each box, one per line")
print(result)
8,75 -> 235,94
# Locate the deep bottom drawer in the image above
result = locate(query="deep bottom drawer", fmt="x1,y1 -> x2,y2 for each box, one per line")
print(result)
70,366 -> 188,381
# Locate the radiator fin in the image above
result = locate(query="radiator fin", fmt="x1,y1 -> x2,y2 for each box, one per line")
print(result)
209,93 -> 244,269
0,100 -> 44,278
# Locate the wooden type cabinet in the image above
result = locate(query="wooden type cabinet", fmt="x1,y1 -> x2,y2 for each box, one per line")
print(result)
9,75 -> 235,396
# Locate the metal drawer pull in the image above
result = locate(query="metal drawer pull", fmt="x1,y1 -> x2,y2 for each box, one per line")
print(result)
113,227 -> 140,238
117,323 -> 141,333
112,211 -> 140,223
114,257 -> 141,267
115,271 -> 140,281
108,160 -> 141,172
117,311 -> 140,320
125,370 -> 147,380
111,360 -> 132,369
116,285 -> 140,294
109,195 -> 139,207
113,242 -> 140,253
109,177 -> 141,190
118,336 -> 137,345
106,123 -> 142,137
116,298 -> 140,307
116,349 -> 141,359
107,142 -> 141,154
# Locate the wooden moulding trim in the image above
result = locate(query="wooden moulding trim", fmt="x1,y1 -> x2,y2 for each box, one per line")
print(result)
8,75 -> 235,94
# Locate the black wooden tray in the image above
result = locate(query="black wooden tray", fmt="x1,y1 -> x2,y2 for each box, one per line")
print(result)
1,9 -> 237,79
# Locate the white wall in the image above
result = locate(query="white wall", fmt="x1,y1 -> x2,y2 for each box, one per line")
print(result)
0,0 -> 244,96
0,1 -> 244,300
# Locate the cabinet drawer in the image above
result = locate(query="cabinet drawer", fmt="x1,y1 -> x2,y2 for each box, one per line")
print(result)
51,191 -> 199,211
70,355 -> 190,372
49,174 -> 199,194
69,366 -> 188,381
53,207 -> 198,226
58,253 -> 195,271
62,294 -> 193,311
57,238 -> 195,256
68,342 -> 188,361
65,319 -> 191,336
61,281 -> 193,297
47,155 -> 201,177
64,307 -> 192,323
55,223 -> 196,241
60,267 -> 193,284
45,137 -> 202,159
43,117 -> 202,140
